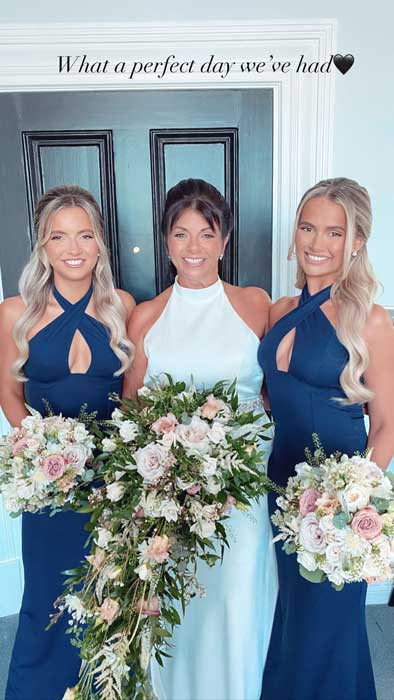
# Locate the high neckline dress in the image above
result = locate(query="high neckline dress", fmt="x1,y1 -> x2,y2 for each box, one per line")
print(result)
145,277 -> 278,700
6,283 -> 123,700
258,284 -> 377,700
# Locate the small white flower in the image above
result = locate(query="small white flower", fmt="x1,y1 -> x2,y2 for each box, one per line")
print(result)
297,550 -> 317,571
95,527 -> 112,550
73,424 -> 89,442
204,477 -> 222,495
102,438 -> 117,452
209,422 -> 227,444
119,420 -> 139,443
135,562 -> 151,580
137,385 -> 152,398
106,482 -> 125,502
160,499 -> 181,522
201,456 -> 218,477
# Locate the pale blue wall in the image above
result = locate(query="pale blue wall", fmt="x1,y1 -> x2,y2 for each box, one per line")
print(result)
1,1 -> 393,303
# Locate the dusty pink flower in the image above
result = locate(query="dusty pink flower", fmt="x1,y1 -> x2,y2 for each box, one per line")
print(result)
299,488 -> 321,516
86,548 -> 106,570
200,395 -> 222,420
145,535 -> 170,563
135,595 -> 161,617
41,455 -> 66,480
299,513 -> 325,552
151,413 -> 178,435
187,483 -> 201,495
99,597 -> 120,625
222,495 -> 236,515
12,439 -> 29,456
351,507 -> 383,540
132,506 -> 145,520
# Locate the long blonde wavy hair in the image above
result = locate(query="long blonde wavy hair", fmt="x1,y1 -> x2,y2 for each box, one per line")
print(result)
288,177 -> 378,405
13,185 -> 133,380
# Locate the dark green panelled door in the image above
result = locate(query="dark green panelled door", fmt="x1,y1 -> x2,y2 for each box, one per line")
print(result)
3,89 -> 272,302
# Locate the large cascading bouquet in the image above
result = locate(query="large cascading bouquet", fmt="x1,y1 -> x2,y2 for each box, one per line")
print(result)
272,434 -> 394,589
0,407 -> 96,516
56,376 -> 276,700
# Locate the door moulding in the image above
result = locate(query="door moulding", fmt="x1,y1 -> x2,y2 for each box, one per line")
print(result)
0,19 -> 336,297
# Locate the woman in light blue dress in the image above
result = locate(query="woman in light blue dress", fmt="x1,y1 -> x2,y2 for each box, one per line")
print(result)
124,179 -> 277,700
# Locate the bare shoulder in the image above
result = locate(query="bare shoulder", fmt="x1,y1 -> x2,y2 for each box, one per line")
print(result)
115,288 -> 136,317
269,295 -> 299,328
0,296 -> 26,329
128,287 -> 172,339
224,283 -> 271,309
364,304 -> 394,343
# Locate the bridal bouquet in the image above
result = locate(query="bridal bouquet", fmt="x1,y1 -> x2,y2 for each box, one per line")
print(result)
272,435 -> 394,589
56,376 -> 275,700
0,408 -> 96,516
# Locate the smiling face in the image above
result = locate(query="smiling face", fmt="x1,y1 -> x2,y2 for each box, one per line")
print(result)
44,206 -> 99,285
295,196 -> 362,289
166,207 -> 228,288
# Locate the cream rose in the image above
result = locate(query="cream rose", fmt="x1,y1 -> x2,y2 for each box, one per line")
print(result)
175,416 -> 210,453
106,482 -> 125,502
119,420 -> 139,443
134,444 -> 170,483
342,484 -> 370,513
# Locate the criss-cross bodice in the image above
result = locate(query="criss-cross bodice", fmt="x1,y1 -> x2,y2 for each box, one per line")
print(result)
258,284 -> 367,485
24,283 -> 122,419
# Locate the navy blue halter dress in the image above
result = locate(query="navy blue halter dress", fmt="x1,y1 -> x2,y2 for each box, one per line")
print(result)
6,283 -> 122,700
258,284 -> 377,700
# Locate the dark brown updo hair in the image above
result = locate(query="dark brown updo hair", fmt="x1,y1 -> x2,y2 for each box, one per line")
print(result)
161,178 -> 233,240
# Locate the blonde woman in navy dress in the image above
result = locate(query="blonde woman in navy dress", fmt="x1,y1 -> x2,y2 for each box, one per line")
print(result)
124,179 -> 278,700
0,185 -> 135,700
258,178 -> 394,700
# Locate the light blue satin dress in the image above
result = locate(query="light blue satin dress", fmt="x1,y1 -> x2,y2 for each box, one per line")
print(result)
144,277 -> 278,700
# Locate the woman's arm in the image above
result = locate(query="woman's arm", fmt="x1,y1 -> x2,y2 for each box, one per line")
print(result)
0,298 -> 30,427
363,305 -> 394,469
122,302 -> 152,399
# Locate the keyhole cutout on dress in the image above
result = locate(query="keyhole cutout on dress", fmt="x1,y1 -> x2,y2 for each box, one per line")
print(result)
67,329 -> 92,374
275,327 -> 296,373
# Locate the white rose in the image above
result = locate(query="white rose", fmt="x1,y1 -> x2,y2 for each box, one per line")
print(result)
111,407 -> 124,422
297,550 -> 317,571
209,422 -> 227,444
135,562 -> 151,580
119,420 -> 139,443
201,457 -> 218,477
102,438 -> 117,452
342,484 -> 370,513
63,444 -> 88,471
294,462 -> 313,478
160,499 -> 181,522
160,431 -> 177,448
106,482 -> 125,502
190,518 -> 216,539
16,482 -> 35,499
325,542 -> 343,565
95,527 -> 112,550
73,424 -> 89,442
205,477 -> 222,495
134,444 -> 170,483
319,514 -> 336,534
371,476 -> 393,499
137,385 -> 152,398
175,416 -> 210,453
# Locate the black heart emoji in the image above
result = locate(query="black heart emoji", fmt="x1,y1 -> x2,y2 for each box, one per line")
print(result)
333,54 -> 354,75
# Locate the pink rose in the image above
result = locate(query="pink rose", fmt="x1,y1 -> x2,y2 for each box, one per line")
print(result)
299,488 -> 321,516
41,455 -> 66,480
99,597 -> 120,625
135,595 -> 161,617
145,535 -> 170,563
187,483 -> 201,495
200,395 -> 222,420
151,413 -> 178,435
12,438 -> 29,456
351,507 -> 383,540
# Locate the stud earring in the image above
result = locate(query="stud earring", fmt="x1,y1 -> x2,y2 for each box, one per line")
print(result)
219,254 -> 223,261
351,251 -> 358,258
